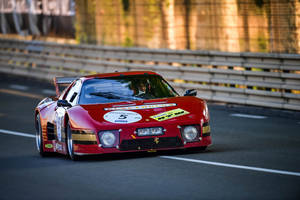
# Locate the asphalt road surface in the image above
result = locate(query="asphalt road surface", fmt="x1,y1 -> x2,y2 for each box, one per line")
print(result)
1,74 -> 300,200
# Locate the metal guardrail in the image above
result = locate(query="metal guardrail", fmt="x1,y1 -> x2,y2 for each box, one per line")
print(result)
0,38 -> 300,111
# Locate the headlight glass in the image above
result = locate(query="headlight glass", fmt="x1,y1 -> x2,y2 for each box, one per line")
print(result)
137,127 -> 163,136
99,130 -> 119,148
182,125 -> 199,142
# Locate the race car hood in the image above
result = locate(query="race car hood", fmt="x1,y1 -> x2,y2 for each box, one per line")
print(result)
67,96 -> 208,130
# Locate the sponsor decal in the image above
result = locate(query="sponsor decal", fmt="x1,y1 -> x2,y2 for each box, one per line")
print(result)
55,143 -> 63,151
45,144 -> 53,149
104,103 -> 176,111
150,108 -> 189,121
104,111 -> 142,124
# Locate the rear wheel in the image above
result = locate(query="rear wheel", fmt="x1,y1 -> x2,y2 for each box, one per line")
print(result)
66,122 -> 79,161
35,114 -> 49,157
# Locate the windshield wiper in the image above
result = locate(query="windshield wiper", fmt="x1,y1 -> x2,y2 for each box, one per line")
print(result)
89,92 -> 137,100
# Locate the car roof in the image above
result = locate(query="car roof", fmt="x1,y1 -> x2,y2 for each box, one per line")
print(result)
81,71 -> 160,81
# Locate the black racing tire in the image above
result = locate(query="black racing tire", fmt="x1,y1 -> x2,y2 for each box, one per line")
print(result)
197,146 -> 207,151
35,114 -> 50,157
66,122 -> 79,161
186,146 -> 207,154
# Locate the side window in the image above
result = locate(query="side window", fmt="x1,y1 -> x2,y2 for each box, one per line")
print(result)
65,80 -> 82,105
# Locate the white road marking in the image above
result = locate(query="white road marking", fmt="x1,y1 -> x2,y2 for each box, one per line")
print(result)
230,113 -> 267,119
42,89 -> 56,95
0,129 -> 35,138
9,84 -> 29,91
160,156 -> 300,177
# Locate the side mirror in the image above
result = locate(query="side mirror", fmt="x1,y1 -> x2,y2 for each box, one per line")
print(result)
57,99 -> 72,107
184,89 -> 197,97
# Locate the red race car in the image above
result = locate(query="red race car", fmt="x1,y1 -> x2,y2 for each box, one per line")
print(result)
35,71 -> 211,160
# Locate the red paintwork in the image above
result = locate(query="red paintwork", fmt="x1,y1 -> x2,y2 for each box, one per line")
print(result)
35,71 -> 212,156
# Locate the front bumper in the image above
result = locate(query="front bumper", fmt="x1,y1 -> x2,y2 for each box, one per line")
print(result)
73,136 -> 211,155
73,122 -> 212,155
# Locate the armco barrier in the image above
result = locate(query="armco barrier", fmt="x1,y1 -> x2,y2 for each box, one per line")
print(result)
0,38 -> 300,111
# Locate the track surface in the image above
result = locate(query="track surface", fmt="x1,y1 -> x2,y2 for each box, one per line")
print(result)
1,74 -> 300,200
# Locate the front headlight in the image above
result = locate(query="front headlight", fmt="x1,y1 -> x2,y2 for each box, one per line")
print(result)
99,130 -> 119,148
182,125 -> 199,142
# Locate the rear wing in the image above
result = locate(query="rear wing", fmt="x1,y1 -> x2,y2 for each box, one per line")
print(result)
53,76 -> 78,97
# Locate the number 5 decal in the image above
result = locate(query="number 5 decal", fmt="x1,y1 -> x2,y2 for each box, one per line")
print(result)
118,114 -> 128,119
104,111 -> 142,124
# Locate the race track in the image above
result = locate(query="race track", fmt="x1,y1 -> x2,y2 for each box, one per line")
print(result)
1,74 -> 300,200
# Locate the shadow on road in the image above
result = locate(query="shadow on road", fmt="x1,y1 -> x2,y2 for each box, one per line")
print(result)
62,145 -> 237,162
0,143 -> 242,169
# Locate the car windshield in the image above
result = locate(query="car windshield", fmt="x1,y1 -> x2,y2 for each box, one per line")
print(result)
78,74 -> 178,104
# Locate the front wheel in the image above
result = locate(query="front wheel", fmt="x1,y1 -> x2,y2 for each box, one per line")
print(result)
197,146 -> 207,151
186,146 -> 207,154
66,122 -> 79,161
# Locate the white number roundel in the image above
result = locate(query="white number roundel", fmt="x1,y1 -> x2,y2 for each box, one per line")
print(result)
104,111 -> 142,124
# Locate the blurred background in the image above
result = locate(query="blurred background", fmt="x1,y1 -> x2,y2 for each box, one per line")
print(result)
1,0 -> 300,53
1,2 -> 300,199
1,0 -> 300,111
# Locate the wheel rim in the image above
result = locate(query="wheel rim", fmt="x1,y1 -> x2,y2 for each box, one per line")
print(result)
36,116 -> 41,152
67,124 -> 73,156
